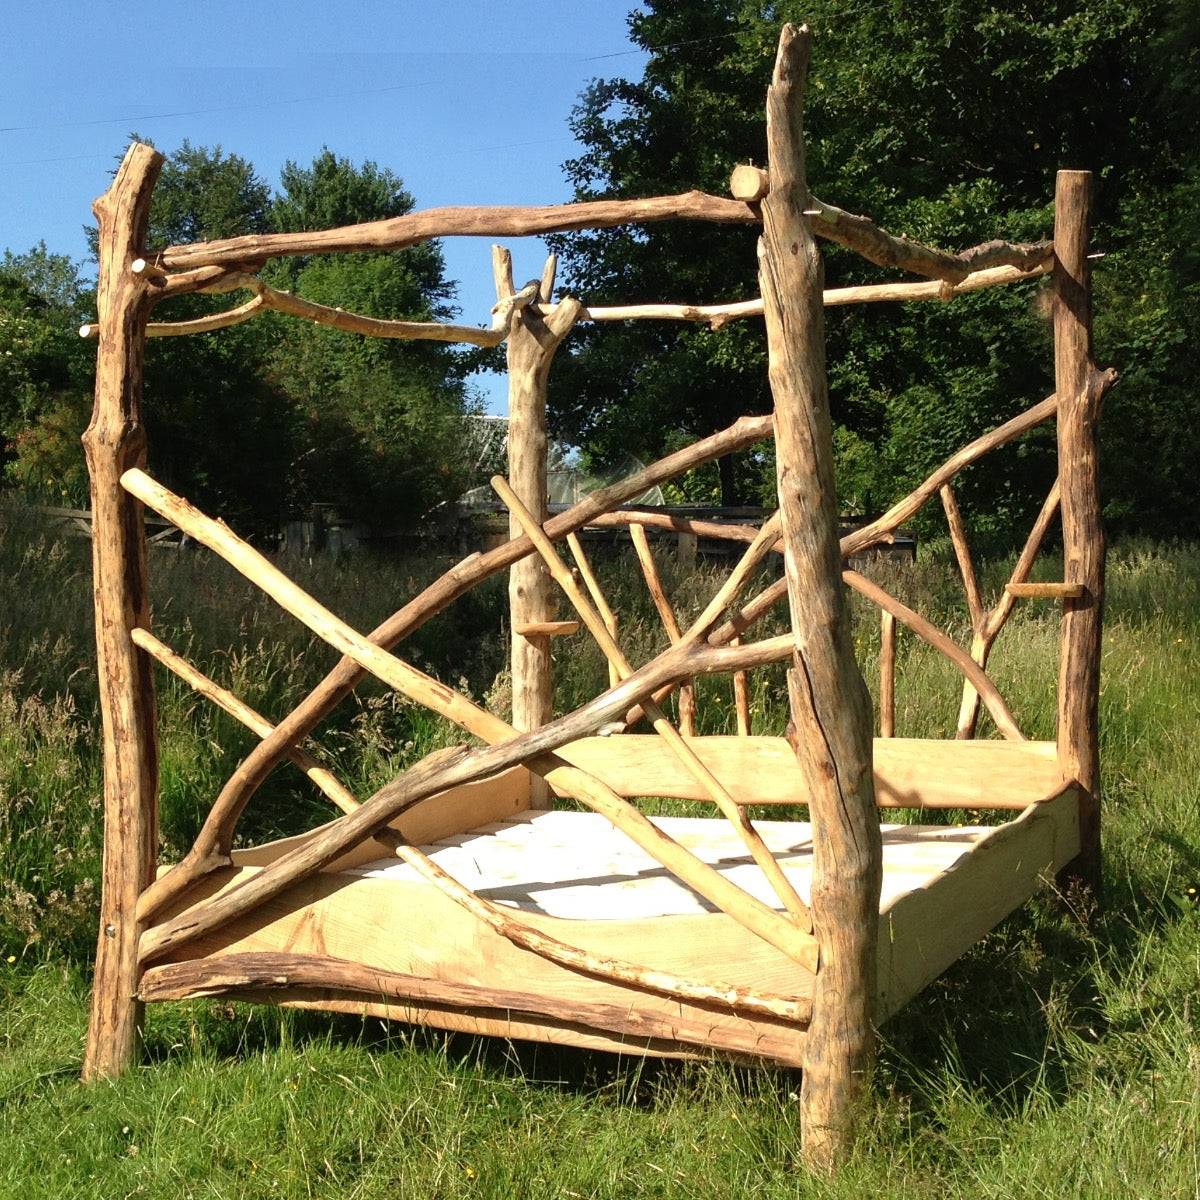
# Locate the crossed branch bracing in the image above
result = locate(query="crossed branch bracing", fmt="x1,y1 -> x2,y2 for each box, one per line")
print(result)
123,372 -> 1077,976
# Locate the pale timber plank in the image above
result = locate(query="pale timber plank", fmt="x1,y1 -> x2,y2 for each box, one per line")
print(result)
552,736 -> 1063,810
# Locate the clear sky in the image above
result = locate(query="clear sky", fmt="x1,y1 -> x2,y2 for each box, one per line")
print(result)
0,1 -> 647,411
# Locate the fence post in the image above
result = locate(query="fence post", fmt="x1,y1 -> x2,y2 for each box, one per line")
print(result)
496,249 -> 580,807
1053,169 -> 1105,897
81,143 -> 163,1080
758,25 -> 881,1171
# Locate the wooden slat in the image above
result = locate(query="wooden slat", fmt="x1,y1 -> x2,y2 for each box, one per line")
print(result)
514,620 -> 580,638
555,736 -> 1064,810
1006,581 -> 1086,599
876,787 -> 1080,1018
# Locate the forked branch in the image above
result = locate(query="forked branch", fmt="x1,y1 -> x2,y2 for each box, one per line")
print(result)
139,411 -> 776,897
495,476 -> 812,931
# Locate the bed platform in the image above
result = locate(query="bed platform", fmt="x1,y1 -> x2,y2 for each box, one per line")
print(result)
80,23 -> 1112,1169
143,738 -> 1079,1068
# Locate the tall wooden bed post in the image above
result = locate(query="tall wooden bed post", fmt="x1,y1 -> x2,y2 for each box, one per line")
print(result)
1053,169 -> 1104,895
496,248 -> 580,807
81,143 -> 164,1080
759,26 -> 882,1170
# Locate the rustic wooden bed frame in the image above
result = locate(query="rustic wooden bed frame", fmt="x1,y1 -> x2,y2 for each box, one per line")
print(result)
79,26 -> 1114,1168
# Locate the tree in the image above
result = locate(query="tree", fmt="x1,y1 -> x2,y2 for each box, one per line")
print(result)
550,0 -> 1200,541
0,248 -> 94,501
6,140 -> 476,533
262,150 -> 476,526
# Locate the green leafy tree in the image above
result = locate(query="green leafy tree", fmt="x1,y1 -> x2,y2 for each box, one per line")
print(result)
550,0 -> 1200,541
10,140 -> 474,533
0,249 -> 94,501
262,150 -> 475,525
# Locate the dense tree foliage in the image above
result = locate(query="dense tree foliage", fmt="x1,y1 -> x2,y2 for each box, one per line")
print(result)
549,0 -> 1200,542
0,246 -> 94,498
5,141 -> 477,534
260,151 -> 474,524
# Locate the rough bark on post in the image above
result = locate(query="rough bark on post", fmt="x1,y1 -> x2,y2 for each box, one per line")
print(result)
495,247 -> 581,807
1053,170 -> 1106,896
81,142 -> 164,1081
758,25 -> 882,1170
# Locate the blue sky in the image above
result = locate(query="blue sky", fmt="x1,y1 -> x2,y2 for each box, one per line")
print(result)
0,1 -> 647,411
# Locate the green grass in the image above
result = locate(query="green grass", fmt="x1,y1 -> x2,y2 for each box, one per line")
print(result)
0,498 -> 1198,1198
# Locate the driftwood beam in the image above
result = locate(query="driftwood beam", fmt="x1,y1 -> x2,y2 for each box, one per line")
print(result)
1006,581 -> 1086,599
957,480 -> 1062,738
940,484 -> 985,635
732,162 -> 1052,285
539,262 -> 1050,328
153,167 -> 1049,288
628,522 -> 696,735
566,531 -> 622,690
497,246 -> 582,806
139,953 -> 811,1045
80,142 -> 165,1084
157,189 -> 761,270
879,611 -> 897,738
808,194 -> 1052,282
759,26 -> 881,1169
514,620 -> 580,638
1053,170 -> 1111,895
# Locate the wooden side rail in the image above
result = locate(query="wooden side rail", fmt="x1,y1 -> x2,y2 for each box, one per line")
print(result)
554,735 -> 1065,810
156,186 -> 1048,284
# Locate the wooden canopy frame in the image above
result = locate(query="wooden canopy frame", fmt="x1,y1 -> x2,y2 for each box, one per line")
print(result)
78,25 -> 1113,1171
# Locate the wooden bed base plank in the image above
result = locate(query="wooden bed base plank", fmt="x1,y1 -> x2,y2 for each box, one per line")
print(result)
139,953 -> 807,1065
553,736 -> 1063,810
226,990 -> 804,1066
156,861 -> 814,1065
147,788 -> 1077,1068
875,788 -> 1080,1019
228,765 -> 531,870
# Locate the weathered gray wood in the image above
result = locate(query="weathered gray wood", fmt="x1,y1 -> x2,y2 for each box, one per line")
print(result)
81,142 -> 164,1082
1053,170 -> 1110,895
758,24 -> 881,1170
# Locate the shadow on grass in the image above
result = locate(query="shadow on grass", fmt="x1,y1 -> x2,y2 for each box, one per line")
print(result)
141,994 -> 800,1109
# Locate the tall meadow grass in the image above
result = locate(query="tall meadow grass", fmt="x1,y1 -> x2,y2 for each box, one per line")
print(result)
0,497 -> 1197,1197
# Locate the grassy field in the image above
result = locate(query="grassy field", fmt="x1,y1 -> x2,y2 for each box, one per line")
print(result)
1,497 -> 1198,1198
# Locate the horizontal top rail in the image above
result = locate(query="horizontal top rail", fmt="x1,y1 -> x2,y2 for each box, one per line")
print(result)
86,257 -> 1051,346
148,170 -> 1050,288
156,191 -> 758,271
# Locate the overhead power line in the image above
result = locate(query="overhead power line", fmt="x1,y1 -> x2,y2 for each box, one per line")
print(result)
0,78 -> 445,136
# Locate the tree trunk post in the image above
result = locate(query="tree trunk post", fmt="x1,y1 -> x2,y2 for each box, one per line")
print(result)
1053,170 -> 1105,897
759,25 -> 882,1171
81,142 -> 164,1081
495,248 -> 581,807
